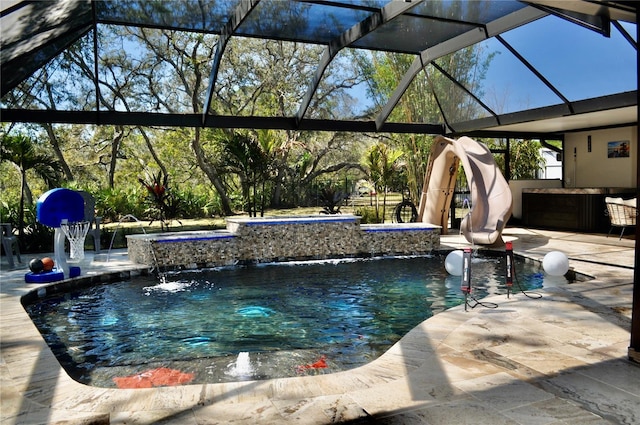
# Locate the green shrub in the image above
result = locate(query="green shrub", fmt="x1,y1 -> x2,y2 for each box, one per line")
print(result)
20,221 -> 54,254
172,187 -> 221,218
0,199 -> 19,225
355,206 -> 382,224
1,203 -> 55,253
94,187 -> 147,223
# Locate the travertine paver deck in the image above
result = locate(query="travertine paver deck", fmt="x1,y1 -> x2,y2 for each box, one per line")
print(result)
1,227 -> 639,424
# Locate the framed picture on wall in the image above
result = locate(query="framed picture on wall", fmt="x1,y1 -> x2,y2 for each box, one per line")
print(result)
607,140 -> 630,158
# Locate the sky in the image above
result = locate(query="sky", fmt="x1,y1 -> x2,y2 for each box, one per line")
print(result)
480,13 -> 637,113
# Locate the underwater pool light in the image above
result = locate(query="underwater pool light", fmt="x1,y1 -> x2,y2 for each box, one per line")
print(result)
236,306 -> 276,317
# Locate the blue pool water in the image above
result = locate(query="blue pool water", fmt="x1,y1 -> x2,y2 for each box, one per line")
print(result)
25,255 -> 545,387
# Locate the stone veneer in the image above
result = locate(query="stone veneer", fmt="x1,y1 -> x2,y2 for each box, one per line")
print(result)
127,215 -> 440,268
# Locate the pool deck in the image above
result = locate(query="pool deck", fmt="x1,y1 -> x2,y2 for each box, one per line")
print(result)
1,227 -> 639,424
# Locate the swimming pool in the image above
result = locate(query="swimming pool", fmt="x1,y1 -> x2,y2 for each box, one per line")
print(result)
24,254 -> 544,388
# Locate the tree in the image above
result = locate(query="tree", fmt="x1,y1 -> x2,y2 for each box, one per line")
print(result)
488,139 -> 544,179
3,8 -> 370,215
363,142 -> 404,223
3,60 -> 76,181
5,28 -> 169,190
211,37 -> 365,208
221,131 -> 270,217
352,15 -> 496,203
0,133 -> 63,239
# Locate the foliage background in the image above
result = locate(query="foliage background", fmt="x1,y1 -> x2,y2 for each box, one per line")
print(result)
1,21 -> 546,253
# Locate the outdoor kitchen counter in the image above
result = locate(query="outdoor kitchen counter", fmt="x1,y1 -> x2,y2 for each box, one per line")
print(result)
522,187 -> 636,232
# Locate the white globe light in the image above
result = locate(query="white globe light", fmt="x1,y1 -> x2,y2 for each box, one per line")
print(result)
542,251 -> 569,276
445,250 -> 464,276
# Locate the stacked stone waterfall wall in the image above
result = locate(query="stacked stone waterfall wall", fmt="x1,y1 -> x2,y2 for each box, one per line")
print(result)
127,215 -> 440,269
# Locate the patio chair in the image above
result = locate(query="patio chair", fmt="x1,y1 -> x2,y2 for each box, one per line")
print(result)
605,197 -> 637,240
1,223 -> 22,268
78,191 -> 102,253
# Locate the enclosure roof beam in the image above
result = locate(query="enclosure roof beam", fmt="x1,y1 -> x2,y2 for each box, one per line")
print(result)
295,0 -> 423,126
0,108 -> 445,134
450,91 -> 637,134
0,0 -> 93,97
202,0 -> 260,125
495,34 -> 574,114
374,6 -> 547,131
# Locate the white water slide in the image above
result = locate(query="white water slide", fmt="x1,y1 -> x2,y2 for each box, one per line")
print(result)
417,135 -> 512,246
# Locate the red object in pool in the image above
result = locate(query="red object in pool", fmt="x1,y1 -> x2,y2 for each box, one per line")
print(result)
295,355 -> 328,374
113,367 -> 195,389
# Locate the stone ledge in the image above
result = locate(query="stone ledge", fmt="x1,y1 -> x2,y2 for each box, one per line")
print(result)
127,215 -> 441,267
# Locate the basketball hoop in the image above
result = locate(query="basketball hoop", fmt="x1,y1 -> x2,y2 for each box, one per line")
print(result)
60,220 -> 90,260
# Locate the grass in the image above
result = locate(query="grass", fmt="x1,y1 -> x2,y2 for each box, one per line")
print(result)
101,193 -> 470,233
101,194 -> 406,229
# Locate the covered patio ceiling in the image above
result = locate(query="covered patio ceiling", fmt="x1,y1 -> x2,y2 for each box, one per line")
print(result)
1,0 -> 637,137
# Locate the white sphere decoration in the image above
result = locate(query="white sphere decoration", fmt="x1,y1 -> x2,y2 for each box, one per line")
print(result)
445,250 -> 464,276
542,251 -> 569,276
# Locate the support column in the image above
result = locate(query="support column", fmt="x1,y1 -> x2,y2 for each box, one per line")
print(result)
629,9 -> 640,364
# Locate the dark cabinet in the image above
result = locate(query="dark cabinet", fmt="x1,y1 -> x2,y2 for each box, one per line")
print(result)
522,188 -> 635,232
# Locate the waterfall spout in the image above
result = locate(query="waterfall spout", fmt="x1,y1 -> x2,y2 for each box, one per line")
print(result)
226,352 -> 254,378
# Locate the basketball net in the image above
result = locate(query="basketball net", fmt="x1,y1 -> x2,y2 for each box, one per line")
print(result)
60,220 -> 90,260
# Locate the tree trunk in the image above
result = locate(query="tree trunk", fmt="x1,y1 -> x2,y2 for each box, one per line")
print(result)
260,178 -> 266,217
108,127 -> 125,189
43,123 -> 74,181
382,187 -> 387,224
18,169 -> 27,240
137,126 -> 168,177
190,128 -> 234,216
272,166 -> 284,208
